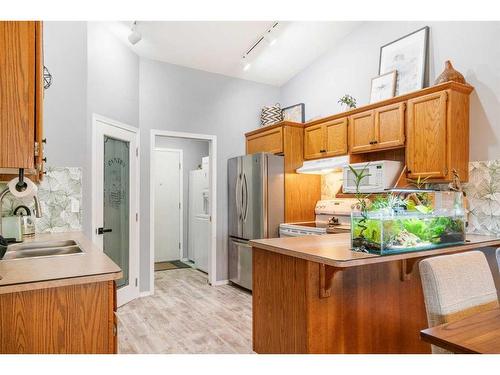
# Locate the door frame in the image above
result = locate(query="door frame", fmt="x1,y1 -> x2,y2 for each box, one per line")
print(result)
150,129 -> 217,292
91,113 -> 140,306
152,147 -> 184,262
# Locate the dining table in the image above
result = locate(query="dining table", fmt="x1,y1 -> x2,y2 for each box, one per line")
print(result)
420,307 -> 500,354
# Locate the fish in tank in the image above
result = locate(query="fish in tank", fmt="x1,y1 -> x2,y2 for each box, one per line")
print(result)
351,189 -> 466,255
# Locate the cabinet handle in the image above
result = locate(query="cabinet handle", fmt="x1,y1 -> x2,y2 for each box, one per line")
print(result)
42,157 -> 47,163
407,170 -> 412,174
320,149 -> 327,153
369,140 -> 378,145
42,138 -> 47,144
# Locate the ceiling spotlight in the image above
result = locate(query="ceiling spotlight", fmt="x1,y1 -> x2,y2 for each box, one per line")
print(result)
240,55 -> 251,71
128,21 -> 142,45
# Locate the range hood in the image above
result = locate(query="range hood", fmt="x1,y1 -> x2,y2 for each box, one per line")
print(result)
296,155 -> 349,175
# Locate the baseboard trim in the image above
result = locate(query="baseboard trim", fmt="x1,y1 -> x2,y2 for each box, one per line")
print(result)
139,291 -> 153,297
210,279 -> 229,286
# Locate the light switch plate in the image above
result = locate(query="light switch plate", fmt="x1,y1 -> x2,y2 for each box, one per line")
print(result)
71,198 -> 80,213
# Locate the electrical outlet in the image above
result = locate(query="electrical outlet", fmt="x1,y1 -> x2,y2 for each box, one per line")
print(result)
70,198 -> 80,213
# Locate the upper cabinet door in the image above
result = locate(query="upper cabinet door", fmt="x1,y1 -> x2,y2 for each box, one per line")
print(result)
324,118 -> 348,157
406,91 -> 448,179
0,22 -> 36,169
349,110 -> 375,153
246,126 -> 283,155
303,124 -> 325,160
374,102 -> 405,150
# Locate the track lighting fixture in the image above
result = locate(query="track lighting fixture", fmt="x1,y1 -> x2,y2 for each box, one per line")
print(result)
128,21 -> 142,45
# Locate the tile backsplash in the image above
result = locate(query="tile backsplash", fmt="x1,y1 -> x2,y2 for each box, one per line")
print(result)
321,171 -> 343,200
0,167 -> 82,233
463,160 -> 500,236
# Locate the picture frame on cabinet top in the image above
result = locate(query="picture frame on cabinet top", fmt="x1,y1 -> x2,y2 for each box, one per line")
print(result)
282,103 -> 305,123
370,70 -> 397,103
379,26 -> 429,96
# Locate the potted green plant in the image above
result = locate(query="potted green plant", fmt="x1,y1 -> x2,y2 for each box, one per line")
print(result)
338,94 -> 357,112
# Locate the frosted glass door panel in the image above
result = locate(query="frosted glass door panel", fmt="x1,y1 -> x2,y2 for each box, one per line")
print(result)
103,136 -> 130,289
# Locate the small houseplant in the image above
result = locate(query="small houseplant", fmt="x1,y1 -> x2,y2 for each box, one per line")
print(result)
338,94 -> 357,111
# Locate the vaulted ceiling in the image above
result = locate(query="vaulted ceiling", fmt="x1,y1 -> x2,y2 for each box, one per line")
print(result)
106,21 -> 362,86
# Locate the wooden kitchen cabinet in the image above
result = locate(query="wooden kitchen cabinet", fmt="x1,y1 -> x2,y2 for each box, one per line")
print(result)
374,102 -> 405,150
406,91 -> 448,179
0,280 -> 117,354
246,125 -> 283,154
304,118 -> 348,160
304,124 -> 325,159
0,21 -> 44,180
325,118 -> 348,157
349,103 -> 405,154
349,110 -> 375,153
406,87 -> 471,181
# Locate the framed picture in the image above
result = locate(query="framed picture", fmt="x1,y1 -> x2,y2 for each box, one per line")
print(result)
282,103 -> 305,123
370,70 -> 397,103
379,26 -> 429,96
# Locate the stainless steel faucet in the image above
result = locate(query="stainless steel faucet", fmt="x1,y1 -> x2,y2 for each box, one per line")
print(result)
0,185 -> 42,237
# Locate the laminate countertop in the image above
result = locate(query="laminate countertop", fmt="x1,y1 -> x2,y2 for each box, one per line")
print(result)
250,233 -> 500,268
0,231 -> 122,294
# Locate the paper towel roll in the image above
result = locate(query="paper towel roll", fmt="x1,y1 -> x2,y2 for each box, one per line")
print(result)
7,176 -> 38,199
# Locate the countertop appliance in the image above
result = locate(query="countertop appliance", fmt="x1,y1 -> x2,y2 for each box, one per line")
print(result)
342,160 -> 403,193
228,153 -> 284,290
279,198 -> 357,237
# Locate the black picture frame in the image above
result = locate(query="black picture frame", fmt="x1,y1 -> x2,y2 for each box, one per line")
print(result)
282,103 -> 305,123
378,26 -> 430,94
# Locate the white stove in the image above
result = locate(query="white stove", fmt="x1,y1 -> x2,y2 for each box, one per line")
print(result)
279,199 -> 357,237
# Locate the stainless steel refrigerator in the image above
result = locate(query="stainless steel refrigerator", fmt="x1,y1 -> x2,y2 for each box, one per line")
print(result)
228,153 -> 284,290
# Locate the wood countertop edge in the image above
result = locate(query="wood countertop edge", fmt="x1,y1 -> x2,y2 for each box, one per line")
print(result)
244,121 -> 305,137
250,238 -> 500,268
0,270 -> 122,295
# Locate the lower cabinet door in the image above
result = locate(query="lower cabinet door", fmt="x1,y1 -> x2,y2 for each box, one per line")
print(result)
228,237 -> 252,290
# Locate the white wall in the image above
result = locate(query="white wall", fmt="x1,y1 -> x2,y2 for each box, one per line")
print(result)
85,22 -> 140,239
280,21 -> 500,161
154,136 -> 209,259
139,59 -> 280,288
43,22 -> 87,167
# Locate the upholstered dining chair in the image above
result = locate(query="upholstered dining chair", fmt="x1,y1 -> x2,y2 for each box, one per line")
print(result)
419,251 -> 500,354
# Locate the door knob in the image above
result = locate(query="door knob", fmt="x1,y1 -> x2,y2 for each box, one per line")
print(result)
97,227 -> 113,235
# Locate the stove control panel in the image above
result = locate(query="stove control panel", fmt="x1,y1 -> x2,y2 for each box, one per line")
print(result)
314,199 -> 357,215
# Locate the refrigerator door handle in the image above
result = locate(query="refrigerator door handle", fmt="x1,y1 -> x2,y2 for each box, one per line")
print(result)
242,172 -> 249,222
235,172 -> 241,220
231,238 -> 252,248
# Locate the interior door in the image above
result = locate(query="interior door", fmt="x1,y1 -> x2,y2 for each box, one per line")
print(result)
93,116 -> 139,307
154,149 -> 182,262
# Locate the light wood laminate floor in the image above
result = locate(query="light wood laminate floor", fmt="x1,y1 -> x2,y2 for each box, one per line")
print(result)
117,268 -> 253,353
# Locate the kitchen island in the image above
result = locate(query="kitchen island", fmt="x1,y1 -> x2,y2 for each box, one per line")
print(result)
250,233 -> 500,354
0,232 -> 121,354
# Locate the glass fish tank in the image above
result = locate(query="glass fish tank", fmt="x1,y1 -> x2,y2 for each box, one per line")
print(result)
351,189 -> 466,255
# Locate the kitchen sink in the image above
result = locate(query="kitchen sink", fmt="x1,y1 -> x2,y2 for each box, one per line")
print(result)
2,240 -> 84,260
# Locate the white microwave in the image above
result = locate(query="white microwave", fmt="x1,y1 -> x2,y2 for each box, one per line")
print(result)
342,160 -> 403,193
